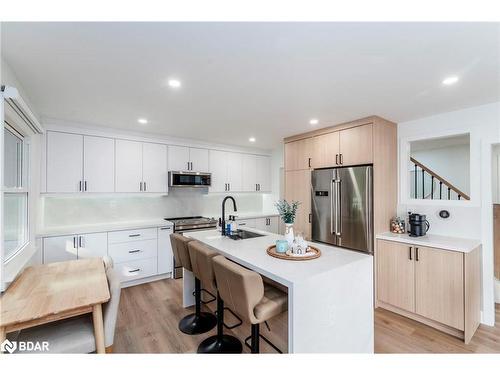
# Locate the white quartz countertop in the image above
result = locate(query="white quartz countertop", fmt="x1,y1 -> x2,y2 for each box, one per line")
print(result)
37,219 -> 173,237
186,228 -> 372,287
376,232 -> 481,253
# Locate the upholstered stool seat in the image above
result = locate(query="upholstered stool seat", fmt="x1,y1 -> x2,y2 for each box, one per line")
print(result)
212,255 -> 288,353
188,241 -> 242,354
170,233 -> 217,335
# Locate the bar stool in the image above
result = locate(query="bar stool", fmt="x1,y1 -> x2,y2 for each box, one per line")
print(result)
169,233 -> 217,335
212,255 -> 288,353
188,241 -> 243,354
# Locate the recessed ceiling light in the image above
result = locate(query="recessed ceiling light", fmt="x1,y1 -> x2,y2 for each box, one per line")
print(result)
442,76 -> 459,85
309,118 -> 319,125
168,79 -> 182,88
249,137 -> 256,143
137,118 -> 148,124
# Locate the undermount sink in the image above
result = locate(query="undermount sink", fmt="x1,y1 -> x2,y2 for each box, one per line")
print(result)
227,229 -> 266,240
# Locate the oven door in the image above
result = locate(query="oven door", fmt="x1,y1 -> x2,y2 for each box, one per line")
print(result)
169,171 -> 211,187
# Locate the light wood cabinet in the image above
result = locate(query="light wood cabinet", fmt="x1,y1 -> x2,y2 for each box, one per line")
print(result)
285,138 -> 312,171
376,239 -> 480,343
415,246 -> 464,330
377,240 -> 415,312
338,123 -> 373,166
285,170 -> 311,239
311,132 -> 339,169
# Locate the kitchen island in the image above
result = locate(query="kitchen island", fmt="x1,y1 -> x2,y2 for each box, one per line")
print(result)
185,228 -> 374,353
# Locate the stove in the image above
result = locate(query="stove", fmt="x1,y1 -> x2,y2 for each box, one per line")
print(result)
165,216 -> 218,232
164,216 -> 218,279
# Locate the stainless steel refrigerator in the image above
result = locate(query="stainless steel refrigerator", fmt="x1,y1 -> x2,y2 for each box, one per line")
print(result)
311,166 -> 373,254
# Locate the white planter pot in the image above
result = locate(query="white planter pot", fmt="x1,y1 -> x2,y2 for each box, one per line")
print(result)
285,223 -> 294,246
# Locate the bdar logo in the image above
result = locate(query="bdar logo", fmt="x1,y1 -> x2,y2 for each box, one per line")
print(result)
1,339 -> 17,353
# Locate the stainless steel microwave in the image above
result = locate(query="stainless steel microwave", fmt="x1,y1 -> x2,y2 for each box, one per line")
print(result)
168,171 -> 211,188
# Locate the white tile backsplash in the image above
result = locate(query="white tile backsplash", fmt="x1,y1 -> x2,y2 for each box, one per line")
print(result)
40,190 -> 273,229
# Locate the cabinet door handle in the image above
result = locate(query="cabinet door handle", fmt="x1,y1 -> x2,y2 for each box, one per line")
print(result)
309,213 -> 312,223
415,247 -> 419,261
228,183 -> 230,191
140,182 -> 143,191
144,181 -> 147,191
73,236 -> 77,249
79,236 -> 84,248
340,153 -> 343,165
409,247 -> 412,260
256,184 -> 258,191
335,154 -> 339,165
79,180 -> 82,192
84,181 -> 87,192
308,157 -> 311,168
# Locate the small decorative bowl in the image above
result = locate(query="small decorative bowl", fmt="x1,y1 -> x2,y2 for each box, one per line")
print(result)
275,240 -> 289,253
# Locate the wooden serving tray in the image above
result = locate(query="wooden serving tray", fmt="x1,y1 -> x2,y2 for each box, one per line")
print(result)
266,245 -> 321,261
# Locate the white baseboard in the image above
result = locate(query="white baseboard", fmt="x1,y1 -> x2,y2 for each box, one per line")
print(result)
121,272 -> 172,288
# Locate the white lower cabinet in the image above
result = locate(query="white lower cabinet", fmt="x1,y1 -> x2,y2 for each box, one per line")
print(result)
255,216 -> 279,234
43,235 -> 78,263
235,218 -> 256,229
157,226 -> 174,275
76,233 -> 108,259
114,258 -> 158,283
42,225 -> 173,286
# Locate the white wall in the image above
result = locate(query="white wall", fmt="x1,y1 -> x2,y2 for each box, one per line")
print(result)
398,102 -> 500,326
493,145 -> 500,204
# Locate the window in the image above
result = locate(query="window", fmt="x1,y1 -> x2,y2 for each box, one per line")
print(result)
3,123 -> 29,261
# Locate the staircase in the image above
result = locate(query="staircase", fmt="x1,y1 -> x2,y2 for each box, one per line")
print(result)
410,157 -> 470,201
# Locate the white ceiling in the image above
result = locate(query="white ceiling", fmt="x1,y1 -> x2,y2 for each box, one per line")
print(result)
2,22 -> 499,149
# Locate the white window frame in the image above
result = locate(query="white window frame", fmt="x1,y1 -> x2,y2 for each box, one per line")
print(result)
3,120 -> 30,262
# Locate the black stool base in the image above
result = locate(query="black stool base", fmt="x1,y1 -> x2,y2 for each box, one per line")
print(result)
179,312 -> 217,335
197,334 -> 243,354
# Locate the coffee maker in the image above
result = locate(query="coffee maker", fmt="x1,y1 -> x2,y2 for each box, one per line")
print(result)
408,213 -> 430,237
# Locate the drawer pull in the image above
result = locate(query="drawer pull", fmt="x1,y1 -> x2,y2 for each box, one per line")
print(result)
239,223 -> 246,226
160,227 -> 171,230
128,234 -> 141,238
128,268 -> 141,273
129,249 -> 141,254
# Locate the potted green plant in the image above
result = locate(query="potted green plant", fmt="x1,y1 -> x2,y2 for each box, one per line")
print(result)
275,199 -> 300,245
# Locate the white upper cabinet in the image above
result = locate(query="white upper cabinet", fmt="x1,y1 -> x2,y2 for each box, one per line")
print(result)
46,132 -> 84,193
168,145 -> 190,171
226,152 -> 243,192
83,136 -> 115,193
115,140 -> 143,192
242,154 -> 258,192
142,142 -> 168,193
168,145 -> 209,172
209,150 -> 228,193
189,148 -> 209,172
256,155 -> 271,192
209,150 -> 243,193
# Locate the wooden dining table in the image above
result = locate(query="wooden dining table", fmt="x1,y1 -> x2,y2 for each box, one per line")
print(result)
0,258 -> 110,353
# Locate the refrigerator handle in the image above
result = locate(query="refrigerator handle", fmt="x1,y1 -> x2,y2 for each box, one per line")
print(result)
330,179 -> 335,234
335,179 -> 341,236
366,167 -> 373,253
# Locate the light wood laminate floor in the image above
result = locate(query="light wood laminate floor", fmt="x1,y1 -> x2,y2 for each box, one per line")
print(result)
113,278 -> 500,354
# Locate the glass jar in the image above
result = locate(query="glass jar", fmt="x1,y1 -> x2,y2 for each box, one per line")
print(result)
390,217 -> 405,234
